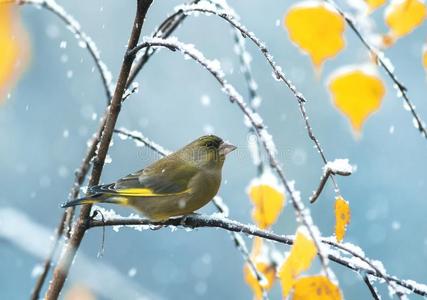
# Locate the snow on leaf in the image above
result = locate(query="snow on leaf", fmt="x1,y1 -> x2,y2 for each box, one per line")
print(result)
328,65 -> 385,134
384,0 -> 426,39
292,276 -> 342,300
247,168 -> 285,229
278,229 -> 317,297
284,1 -> 345,69
0,4 -> 29,103
335,196 -> 351,242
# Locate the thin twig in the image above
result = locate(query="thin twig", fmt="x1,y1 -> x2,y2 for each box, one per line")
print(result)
321,238 -> 404,299
128,37 -> 334,279
20,0 -> 113,102
45,1 -> 153,299
310,168 -> 351,204
230,28 -> 268,299
324,0 -> 427,140
363,274 -> 381,300
172,3 -> 348,197
30,118 -> 105,300
30,212 -> 66,300
87,213 -> 427,297
126,0 -> 200,86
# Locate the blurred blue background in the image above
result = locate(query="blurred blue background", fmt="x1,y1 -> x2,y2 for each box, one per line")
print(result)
1,0 -> 426,299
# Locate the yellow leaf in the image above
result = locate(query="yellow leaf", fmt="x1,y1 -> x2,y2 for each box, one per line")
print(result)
366,0 -> 387,12
284,1 -> 345,69
293,276 -> 342,300
0,4 -> 29,103
279,230 -> 317,297
249,184 -> 285,229
385,0 -> 426,38
328,66 -> 385,134
334,196 -> 351,242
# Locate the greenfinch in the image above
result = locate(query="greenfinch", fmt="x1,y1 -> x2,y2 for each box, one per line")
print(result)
62,135 -> 236,221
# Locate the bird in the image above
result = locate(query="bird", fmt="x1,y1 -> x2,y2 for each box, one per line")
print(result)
62,135 -> 236,221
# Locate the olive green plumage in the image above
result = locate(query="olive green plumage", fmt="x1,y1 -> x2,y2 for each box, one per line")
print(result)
62,135 -> 236,221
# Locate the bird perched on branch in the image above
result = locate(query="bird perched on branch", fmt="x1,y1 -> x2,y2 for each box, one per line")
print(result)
62,135 -> 236,221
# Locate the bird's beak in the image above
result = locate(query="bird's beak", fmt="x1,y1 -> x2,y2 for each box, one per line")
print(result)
219,142 -> 237,156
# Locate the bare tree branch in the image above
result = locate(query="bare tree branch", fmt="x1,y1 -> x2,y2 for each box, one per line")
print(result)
172,3 -> 352,199
44,1 -> 153,298
310,167 -> 351,204
87,213 -> 427,297
129,36 -> 334,279
363,274 -> 381,300
126,0 -> 200,86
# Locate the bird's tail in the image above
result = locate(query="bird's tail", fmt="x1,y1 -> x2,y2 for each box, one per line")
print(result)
61,193 -> 129,208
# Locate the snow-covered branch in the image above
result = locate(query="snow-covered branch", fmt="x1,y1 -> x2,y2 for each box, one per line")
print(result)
165,0 -> 351,198
128,35 -> 334,278
87,213 -> 427,298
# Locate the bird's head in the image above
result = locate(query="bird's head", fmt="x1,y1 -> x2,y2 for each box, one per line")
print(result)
180,135 -> 237,169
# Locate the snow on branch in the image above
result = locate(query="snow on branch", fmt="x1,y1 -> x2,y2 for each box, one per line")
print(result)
19,0 -> 114,102
87,213 -> 427,298
128,36 -> 334,279
168,0 -> 352,201
310,159 -> 353,203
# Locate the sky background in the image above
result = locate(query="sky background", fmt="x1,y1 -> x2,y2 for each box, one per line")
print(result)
1,0 -> 427,299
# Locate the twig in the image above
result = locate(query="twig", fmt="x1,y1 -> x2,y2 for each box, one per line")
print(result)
229,29 -> 268,299
321,238 -> 404,299
310,168 -> 351,204
363,274 -> 381,300
173,3 -> 349,198
87,213 -> 427,297
30,118 -> 105,300
113,128 -> 269,300
30,212 -> 66,300
324,0 -> 427,140
44,1 -> 153,298
20,0 -> 113,102
128,36 -> 334,279
126,0 -> 200,86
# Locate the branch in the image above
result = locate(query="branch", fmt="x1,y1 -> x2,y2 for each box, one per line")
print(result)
310,160 -> 352,203
20,0 -> 113,102
324,0 -> 427,140
44,1 -> 153,298
363,274 -> 381,300
87,213 -> 427,297
126,0 -> 200,86
172,2 -> 352,198
128,36 -> 334,279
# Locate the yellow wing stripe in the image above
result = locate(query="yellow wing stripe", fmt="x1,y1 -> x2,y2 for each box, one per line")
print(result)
116,188 -> 190,197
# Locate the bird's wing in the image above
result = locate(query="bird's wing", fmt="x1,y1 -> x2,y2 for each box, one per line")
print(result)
90,156 -> 199,197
